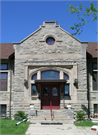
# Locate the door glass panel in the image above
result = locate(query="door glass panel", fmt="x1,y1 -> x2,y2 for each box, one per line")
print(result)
42,70 -> 59,79
43,87 -> 49,96
52,87 -> 58,96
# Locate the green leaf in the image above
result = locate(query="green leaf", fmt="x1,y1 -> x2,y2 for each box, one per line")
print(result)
69,26 -> 75,30
79,2 -> 82,11
84,13 -> 87,16
96,31 -> 98,34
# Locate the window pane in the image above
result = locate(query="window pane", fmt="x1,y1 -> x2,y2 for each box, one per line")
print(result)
52,87 -> 58,96
43,87 -> 49,96
0,73 -> 7,79
46,37 -> 55,45
0,73 -> 7,91
0,64 -> 8,70
31,85 -> 37,95
64,74 -> 69,80
94,104 -> 98,114
65,84 -> 69,95
42,71 -> 59,80
0,105 -> 6,116
93,63 -> 97,70
93,72 -> 98,90
31,74 -> 37,80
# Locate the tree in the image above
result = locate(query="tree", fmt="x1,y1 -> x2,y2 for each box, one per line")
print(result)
67,1 -> 98,35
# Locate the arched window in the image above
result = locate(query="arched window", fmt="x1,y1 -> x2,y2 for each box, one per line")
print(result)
31,74 -> 37,80
64,74 -> 69,80
41,70 -> 59,80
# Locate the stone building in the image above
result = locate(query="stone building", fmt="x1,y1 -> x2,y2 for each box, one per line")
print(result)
0,21 -> 98,120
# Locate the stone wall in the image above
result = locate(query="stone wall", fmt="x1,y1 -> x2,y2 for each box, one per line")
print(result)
12,21 -> 88,116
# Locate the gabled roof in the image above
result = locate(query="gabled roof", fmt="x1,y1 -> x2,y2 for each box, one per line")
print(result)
0,43 -> 14,59
87,42 -> 98,58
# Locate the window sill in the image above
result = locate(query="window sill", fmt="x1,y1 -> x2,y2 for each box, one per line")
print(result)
31,95 -> 38,97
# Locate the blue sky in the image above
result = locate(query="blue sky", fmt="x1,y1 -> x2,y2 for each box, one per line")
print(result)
0,1 -> 98,43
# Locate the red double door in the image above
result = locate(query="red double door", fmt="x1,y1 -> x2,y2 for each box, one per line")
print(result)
41,85 -> 60,109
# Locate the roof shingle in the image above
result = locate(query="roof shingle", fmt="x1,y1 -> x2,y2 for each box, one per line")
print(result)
87,42 -> 98,58
0,43 -> 14,59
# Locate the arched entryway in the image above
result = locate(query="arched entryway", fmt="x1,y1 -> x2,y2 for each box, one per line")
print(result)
33,70 -> 68,109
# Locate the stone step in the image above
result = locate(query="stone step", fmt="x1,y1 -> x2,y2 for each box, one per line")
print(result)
29,118 -> 74,124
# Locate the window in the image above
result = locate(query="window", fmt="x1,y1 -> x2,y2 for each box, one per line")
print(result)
64,84 -> 69,95
42,70 -> 59,80
43,87 -> 49,96
31,74 -> 37,80
94,104 -> 98,115
46,37 -> 55,45
0,73 -> 8,91
93,63 -> 97,70
64,74 -> 69,80
31,85 -> 37,96
92,62 -> 98,90
0,105 -> 6,116
52,87 -> 58,96
0,64 -> 8,70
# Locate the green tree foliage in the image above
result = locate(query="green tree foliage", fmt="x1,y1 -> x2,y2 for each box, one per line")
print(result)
67,1 -> 98,35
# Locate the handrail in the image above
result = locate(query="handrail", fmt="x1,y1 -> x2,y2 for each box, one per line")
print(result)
50,100 -> 52,121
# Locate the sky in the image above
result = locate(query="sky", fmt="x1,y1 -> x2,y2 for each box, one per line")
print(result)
0,0 -> 98,43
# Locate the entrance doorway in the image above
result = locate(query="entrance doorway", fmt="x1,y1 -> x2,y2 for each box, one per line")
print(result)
41,85 -> 60,109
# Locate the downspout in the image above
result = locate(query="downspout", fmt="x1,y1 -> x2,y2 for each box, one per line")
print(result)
63,83 -> 65,108
9,59 -> 11,118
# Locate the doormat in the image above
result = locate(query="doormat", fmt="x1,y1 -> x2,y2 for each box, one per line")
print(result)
41,123 -> 63,125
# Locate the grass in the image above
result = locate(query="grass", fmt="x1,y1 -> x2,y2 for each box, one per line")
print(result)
74,121 -> 95,127
0,117 -> 30,134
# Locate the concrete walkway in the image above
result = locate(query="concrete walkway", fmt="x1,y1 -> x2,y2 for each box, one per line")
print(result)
25,123 -> 98,135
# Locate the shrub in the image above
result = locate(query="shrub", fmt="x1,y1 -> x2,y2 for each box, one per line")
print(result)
76,110 -> 86,121
14,111 -> 28,120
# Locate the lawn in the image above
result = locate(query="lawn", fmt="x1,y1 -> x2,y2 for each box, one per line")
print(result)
0,117 -> 30,135
74,121 -> 96,127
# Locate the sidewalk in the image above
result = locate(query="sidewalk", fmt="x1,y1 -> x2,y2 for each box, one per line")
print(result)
25,123 -> 98,135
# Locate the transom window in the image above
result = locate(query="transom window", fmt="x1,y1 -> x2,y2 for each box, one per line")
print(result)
46,37 -> 55,45
41,70 -> 59,80
0,64 -> 8,70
